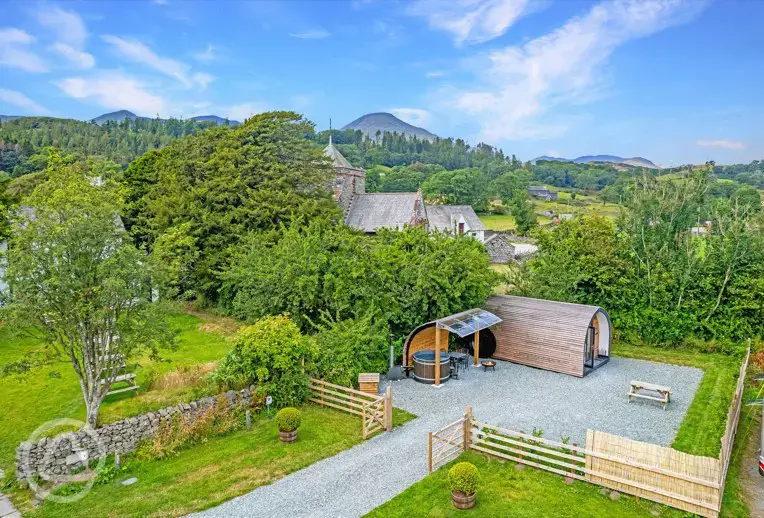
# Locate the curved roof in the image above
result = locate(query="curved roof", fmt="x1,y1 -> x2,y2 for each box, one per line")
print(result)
483,295 -> 610,377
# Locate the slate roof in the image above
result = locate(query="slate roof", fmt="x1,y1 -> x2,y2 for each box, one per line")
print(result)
323,141 -> 363,171
528,185 -> 551,192
344,193 -> 422,232
425,205 -> 484,232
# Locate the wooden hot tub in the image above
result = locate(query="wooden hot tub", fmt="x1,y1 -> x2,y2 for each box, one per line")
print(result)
412,350 -> 451,384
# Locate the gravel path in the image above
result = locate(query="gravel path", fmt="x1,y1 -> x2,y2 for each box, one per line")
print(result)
194,357 -> 703,518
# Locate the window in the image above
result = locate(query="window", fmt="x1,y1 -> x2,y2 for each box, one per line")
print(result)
458,222 -> 465,234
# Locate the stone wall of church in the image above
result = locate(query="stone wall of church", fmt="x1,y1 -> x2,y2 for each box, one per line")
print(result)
334,168 -> 366,211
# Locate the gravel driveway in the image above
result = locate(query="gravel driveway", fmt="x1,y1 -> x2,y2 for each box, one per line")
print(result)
194,357 -> 703,518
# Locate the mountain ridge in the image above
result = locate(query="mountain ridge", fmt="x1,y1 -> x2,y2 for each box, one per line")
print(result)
341,112 -> 437,141
1,110 -> 239,126
533,154 -> 660,169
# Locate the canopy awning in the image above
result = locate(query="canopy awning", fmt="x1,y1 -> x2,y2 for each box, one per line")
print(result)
435,308 -> 502,337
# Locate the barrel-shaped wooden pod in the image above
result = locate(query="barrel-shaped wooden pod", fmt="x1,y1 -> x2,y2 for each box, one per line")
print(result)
483,295 -> 611,377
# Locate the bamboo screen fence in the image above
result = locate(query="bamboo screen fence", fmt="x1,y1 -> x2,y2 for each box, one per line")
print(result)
308,378 -> 392,439
426,345 -> 750,517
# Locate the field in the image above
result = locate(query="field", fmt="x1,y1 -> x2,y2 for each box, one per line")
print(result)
0,310 -> 236,472
479,188 -> 622,231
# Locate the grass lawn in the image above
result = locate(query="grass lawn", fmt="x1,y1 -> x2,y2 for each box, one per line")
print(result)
366,451 -> 686,518
22,404 -> 416,518
0,310 -> 235,472
479,213 -> 516,231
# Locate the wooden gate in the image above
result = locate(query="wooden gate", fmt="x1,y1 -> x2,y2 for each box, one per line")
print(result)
308,378 -> 392,439
428,408 -> 472,472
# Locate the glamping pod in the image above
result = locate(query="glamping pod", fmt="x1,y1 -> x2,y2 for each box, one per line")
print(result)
483,295 -> 611,377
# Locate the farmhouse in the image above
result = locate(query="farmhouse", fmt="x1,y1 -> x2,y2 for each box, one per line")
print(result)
326,139 -> 485,242
528,185 -> 558,201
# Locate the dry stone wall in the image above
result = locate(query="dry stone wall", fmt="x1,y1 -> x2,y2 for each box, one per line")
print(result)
15,386 -> 254,482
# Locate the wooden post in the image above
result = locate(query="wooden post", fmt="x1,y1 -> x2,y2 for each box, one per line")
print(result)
428,432 -> 433,472
434,324 -> 441,386
362,402 -> 367,440
473,329 -> 480,366
571,443 -> 578,476
385,386 -> 393,432
519,432 -> 524,461
463,406 -> 472,451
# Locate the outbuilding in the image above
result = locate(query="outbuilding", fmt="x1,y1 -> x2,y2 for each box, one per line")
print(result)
483,295 -> 610,377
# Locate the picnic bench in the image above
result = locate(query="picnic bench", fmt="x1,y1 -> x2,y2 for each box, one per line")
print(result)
628,380 -> 671,410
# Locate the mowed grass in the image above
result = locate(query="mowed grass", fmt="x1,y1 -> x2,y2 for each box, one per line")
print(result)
29,405 -> 411,518
0,311 -> 234,472
366,451 -> 687,518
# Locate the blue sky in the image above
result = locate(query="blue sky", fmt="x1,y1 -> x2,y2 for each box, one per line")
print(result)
0,0 -> 762,165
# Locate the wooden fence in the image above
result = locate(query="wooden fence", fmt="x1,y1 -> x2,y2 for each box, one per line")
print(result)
425,345 -> 751,517
428,408 -> 471,472
308,378 -> 392,439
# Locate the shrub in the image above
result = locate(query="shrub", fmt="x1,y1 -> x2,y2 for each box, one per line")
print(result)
311,313 -> 389,387
448,462 -> 479,495
212,315 -> 316,407
136,396 -> 241,460
276,407 -> 302,432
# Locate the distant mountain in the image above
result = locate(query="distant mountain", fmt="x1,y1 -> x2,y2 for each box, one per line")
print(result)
533,154 -> 660,169
91,110 -> 147,125
0,115 -> 22,122
342,112 -> 437,141
189,115 -> 239,125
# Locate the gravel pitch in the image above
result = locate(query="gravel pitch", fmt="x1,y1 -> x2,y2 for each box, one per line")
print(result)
194,357 -> 702,518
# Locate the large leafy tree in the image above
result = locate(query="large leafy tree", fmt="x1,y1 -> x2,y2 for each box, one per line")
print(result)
1,153 -> 174,427
124,111 -> 341,301
220,223 -> 498,338
422,168 -> 489,209
509,190 -> 537,234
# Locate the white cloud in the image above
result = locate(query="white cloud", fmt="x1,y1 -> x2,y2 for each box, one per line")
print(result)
426,70 -> 447,78
0,28 -> 48,73
35,7 -> 95,69
446,0 -> 706,141
289,29 -> 330,39
408,0 -> 538,45
193,44 -> 217,63
390,108 -> 432,127
55,72 -> 166,115
102,35 -> 210,89
0,88 -> 49,114
192,72 -> 214,89
226,102 -> 269,122
695,140 -> 745,150
52,43 -> 95,69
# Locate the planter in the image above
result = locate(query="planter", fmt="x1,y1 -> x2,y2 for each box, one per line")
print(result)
451,491 -> 476,510
279,430 -> 297,443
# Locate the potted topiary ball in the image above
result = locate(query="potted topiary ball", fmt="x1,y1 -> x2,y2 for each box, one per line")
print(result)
448,461 -> 479,509
276,407 -> 301,443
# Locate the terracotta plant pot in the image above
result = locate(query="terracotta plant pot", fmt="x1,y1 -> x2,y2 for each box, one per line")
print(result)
279,430 -> 297,443
451,491 -> 476,510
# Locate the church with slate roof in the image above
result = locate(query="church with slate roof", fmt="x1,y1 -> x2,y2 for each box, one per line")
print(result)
323,138 -> 485,243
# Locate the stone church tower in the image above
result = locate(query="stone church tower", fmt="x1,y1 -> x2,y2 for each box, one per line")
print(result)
323,136 -> 366,211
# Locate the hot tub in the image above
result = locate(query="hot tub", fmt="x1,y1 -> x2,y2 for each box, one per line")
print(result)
412,350 -> 451,384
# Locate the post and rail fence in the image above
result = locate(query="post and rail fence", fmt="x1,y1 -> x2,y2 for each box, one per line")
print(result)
308,377 -> 392,439
426,344 -> 750,518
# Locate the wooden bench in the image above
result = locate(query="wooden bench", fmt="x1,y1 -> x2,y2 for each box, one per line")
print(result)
628,380 -> 671,410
